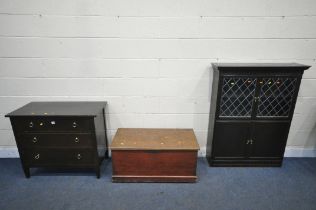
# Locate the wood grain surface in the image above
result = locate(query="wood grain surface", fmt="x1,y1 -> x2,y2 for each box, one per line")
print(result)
110,128 -> 200,150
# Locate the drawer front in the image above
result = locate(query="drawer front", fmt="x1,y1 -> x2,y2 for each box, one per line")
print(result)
24,149 -> 96,166
12,117 -> 93,132
18,133 -> 95,148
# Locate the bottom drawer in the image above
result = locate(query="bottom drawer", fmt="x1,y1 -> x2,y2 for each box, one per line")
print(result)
24,149 -> 96,166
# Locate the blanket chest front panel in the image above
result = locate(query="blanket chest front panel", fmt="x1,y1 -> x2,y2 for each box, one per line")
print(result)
112,150 -> 198,182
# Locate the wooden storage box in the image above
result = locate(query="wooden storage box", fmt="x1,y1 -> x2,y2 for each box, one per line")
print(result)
110,128 -> 200,183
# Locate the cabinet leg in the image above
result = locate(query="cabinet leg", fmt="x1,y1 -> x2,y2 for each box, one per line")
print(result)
105,149 -> 109,159
23,166 -> 30,178
95,167 -> 100,179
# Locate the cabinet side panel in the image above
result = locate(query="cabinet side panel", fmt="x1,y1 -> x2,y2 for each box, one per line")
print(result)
287,73 -> 303,122
94,107 -> 107,158
206,65 -> 220,159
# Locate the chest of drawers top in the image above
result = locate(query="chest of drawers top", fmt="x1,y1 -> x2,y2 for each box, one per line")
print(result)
5,101 -> 106,117
6,101 -> 107,133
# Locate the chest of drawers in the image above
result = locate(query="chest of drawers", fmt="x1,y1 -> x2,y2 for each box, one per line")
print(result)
5,102 -> 108,178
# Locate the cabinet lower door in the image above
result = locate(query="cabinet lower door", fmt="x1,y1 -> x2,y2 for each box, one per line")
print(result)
250,122 -> 290,159
212,122 -> 250,159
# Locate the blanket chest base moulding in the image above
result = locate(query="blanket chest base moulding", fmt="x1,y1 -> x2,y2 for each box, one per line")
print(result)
5,101 -> 109,178
110,128 -> 200,183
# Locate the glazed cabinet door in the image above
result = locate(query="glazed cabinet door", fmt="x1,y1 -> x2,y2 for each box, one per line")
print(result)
218,77 -> 257,119
249,122 -> 290,159
256,77 -> 298,119
212,122 -> 250,159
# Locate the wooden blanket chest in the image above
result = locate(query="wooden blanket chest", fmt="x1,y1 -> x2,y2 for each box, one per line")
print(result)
110,128 -> 200,183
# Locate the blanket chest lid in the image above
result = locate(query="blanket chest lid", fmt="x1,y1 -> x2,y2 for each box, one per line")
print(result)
110,128 -> 200,151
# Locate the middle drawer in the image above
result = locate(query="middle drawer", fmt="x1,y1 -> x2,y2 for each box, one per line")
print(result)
18,133 -> 95,148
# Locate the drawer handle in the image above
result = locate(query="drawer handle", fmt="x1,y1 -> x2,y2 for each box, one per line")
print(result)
34,154 -> 40,160
77,154 -> 82,160
29,122 -> 34,128
72,122 -> 77,128
32,137 -> 38,143
74,137 -> 79,143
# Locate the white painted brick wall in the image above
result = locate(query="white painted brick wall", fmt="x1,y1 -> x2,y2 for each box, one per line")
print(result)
0,0 -> 315,156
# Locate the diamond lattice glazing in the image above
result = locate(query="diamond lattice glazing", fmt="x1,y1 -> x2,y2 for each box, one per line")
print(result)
257,78 -> 297,117
219,77 -> 257,117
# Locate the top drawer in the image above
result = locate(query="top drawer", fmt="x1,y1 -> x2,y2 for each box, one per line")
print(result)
11,117 -> 94,133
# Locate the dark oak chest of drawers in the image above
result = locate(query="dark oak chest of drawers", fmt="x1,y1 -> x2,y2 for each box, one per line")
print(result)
5,102 -> 108,178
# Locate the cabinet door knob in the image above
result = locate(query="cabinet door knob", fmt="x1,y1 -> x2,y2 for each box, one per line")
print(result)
29,122 -> 34,128
254,97 -> 259,102
77,154 -> 82,160
246,139 -> 254,145
32,137 -> 38,143
74,137 -> 79,143
72,122 -> 77,128
34,154 -> 40,160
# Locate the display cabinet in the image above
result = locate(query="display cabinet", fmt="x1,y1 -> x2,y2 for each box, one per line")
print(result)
206,63 -> 310,166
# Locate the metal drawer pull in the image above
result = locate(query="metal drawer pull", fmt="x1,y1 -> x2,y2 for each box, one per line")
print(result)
74,137 -> 79,143
32,137 -> 38,143
34,154 -> 40,160
29,122 -> 34,128
72,122 -> 77,128
77,154 -> 82,160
